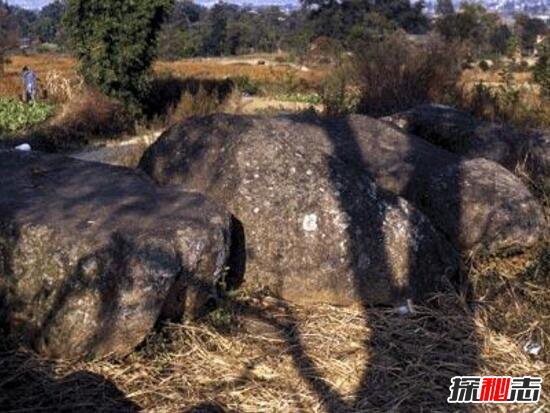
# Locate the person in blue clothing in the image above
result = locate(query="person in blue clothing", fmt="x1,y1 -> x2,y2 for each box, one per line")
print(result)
21,66 -> 38,103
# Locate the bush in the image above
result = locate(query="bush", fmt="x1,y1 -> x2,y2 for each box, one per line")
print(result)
319,64 -> 361,115
144,74 -> 236,122
479,60 -> 491,71
26,90 -> 135,150
0,98 -> 55,134
459,75 -> 550,128
353,34 -> 465,117
64,0 -> 174,114
533,42 -> 550,97
233,76 -> 260,96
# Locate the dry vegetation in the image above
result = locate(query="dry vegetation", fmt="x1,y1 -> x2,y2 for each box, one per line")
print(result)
456,64 -> 550,129
0,54 -> 76,98
0,54 -> 324,101
0,54 -> 324,150
155,58 -> 325,93
1,243 -> 548,412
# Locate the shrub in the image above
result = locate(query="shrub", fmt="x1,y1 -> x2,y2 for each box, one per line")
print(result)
64,0 -> 174,114
533,42 -> 550,97
319,64 -> 361,115
479,60 -> 491,71
43,70 -> 84,103
26,90 -> 134,150
0,98 -> 55,134
459,74 -> 550,129
233,76 -> 260,96
144,74 -> 236,123
353,34 -> 465,117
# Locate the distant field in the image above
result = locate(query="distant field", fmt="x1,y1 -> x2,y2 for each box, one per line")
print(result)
0,54 -> 76,98
0,53 -> 325,99
460,66 -> 537,90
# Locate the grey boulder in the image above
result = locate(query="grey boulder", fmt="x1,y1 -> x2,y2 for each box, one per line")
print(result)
140,114 -> 459,306
315,114 -> 545,255
383,103 -> 550,189
0,151 -> 234,359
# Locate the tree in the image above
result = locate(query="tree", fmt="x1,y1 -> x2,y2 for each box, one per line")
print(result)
514,14 -> 548,54
158,1 -> 206,59
300,0 -> 429,47
436,3 -> 504,56
0,1 -> 19,77
31,0 -> 67,45
64,0 -> 173,113
435,0 -> 454,16
533,40 -> 550,97
489,24 -> 512,55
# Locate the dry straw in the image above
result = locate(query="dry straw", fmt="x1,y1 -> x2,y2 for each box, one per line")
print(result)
1,241 -> 548,412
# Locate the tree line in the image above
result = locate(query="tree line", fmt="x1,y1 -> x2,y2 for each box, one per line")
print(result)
2,0 -> 548,60
1,0 -> 548,114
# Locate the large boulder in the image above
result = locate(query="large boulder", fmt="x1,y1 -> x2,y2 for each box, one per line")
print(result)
141,114 -> 544,260
311,115 -> 545,255
382,104 -> 550,187
0,151 -> 234,359
140,114 -> 459,307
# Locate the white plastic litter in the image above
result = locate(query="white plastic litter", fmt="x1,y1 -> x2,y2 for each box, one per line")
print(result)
15,143 -> 31,152
397,299 -> 415,315
523,340 -> 542,356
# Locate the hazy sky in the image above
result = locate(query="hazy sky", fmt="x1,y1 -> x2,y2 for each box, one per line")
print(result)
8,0 -> 53,9
8,0 -> 300,9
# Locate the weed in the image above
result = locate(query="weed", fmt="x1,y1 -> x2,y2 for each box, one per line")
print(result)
0,98 -> 55,134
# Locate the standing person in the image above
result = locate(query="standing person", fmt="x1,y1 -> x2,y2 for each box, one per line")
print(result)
21,66 -> 37,103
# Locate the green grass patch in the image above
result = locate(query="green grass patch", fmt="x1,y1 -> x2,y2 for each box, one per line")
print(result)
0,98 -> 56,135
276,92 -> 322,105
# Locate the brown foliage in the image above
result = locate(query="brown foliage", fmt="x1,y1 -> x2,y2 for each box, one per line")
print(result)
354,34 -> 466,117
25,89 -> 134,150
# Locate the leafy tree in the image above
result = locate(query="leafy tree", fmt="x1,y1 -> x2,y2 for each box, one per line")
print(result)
202,3 -> 235,56
514,14 -> 548,54
505,35 -> 521,59
158,1 -> 206,59
436,3 -> 503,56
301,0 -> 429,47
31,1 -> 67,45
8,6 -> 36,40
533,40 -> 550,97
0,1 -> 18,77
489,24 -> 512,55
64,0 -> 173,113
436,0 -> 454,16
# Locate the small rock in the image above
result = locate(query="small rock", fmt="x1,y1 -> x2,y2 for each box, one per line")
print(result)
15,143 -> 31,152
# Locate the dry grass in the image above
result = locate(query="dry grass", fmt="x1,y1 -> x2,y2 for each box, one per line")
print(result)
460,66 -> 534,88
11,89 -> 135,151
455,65 -> 550,129
0,54 -> 323,100
155,59 -> 325,93
0,54 -> 324,145
1,241 -> 548,412
0,54 -> 76,98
